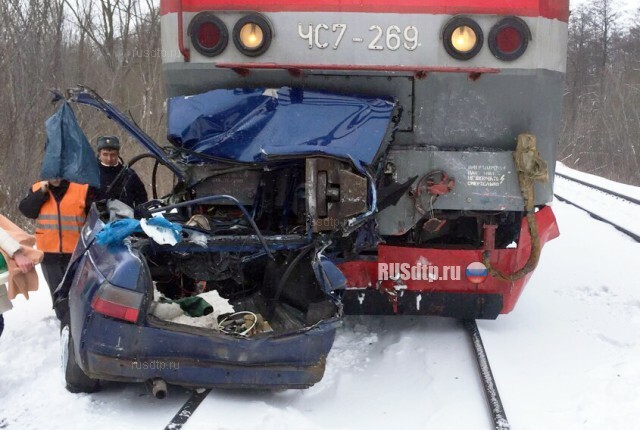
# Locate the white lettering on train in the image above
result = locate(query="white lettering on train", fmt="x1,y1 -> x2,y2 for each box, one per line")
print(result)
298,23 -> 419,51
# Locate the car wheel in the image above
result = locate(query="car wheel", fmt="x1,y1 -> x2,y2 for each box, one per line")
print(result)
61,325 -> 100,393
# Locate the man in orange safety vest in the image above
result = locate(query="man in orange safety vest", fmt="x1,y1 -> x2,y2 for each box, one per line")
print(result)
19,178 -> 97,320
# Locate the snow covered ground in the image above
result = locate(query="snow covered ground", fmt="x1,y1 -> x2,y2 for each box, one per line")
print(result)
556,161 -> 640,201
1,173 -> 639,430
554,173 -> 640,239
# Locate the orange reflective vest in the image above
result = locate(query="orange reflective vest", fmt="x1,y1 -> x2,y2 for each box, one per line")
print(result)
32,182 -> 89,254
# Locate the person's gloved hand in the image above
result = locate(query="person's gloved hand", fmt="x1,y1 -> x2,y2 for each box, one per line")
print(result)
40,181 -> 50,193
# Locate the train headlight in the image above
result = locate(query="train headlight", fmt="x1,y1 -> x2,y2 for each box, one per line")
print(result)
188,12 -> 228,57
452,26 -> 477,53
239,23 -> 263,49
233,14 -> 272,57
489,17 -> 531,61
443,17 -> 483,60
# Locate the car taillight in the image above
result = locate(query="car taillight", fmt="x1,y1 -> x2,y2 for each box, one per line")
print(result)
91,282 -> 143,323
489,17 -> 531,61
188,12 -> 228,57
442,16 -> 483,61
233,14 -> 272,57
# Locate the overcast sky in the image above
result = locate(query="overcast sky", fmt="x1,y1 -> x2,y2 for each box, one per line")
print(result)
570,0 -> 639,12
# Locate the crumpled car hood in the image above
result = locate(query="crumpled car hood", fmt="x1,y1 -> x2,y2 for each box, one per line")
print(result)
167,87 -> 396,166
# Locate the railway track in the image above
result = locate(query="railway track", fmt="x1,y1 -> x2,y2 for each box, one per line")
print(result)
554,173 -> 640,242
555,172 -> 640,205
464,320 -> 511,430
461,172 -> 638,429
164,389 -> 211,430
163,319 -> 511,430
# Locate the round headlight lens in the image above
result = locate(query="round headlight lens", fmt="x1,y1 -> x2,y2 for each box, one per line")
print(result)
451,25 -> 477,53
442,17 -> 483,61
233,14 -> 272,57
239,23 -> 264,49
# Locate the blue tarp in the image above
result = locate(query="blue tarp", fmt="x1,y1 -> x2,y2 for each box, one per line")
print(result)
96,217 -> 183,247
167,88 -> 395,166
41,102 -> 100,187
96,219 -> 143,247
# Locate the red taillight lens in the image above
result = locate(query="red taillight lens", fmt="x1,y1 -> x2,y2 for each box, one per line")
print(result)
496,27 -> 522,54
189,12 -> 228,57
489,17 -> 530,61
91,283 -> 143,323
198,22 -> 221,49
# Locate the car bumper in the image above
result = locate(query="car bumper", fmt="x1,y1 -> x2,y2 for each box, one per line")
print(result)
78,314 -> 339,389
84,351 -> 328,389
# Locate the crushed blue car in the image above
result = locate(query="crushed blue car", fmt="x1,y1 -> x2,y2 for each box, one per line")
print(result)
56,87 -> 397,394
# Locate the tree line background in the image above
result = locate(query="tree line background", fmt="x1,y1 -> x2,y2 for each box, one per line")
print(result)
562,0 -> 640,185
0,0 -> 639,226
0,0 -> 165,224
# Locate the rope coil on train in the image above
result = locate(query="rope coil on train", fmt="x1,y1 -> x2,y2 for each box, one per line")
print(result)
483,133 -> 548,282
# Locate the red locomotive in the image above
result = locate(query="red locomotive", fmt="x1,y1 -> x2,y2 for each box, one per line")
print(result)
156,0 -> 566,319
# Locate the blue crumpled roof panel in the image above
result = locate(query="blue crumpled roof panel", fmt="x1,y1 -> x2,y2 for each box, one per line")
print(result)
167,87 -> 395,166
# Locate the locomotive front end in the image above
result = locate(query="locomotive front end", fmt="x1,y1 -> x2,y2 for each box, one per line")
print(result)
159,0 -> 567,319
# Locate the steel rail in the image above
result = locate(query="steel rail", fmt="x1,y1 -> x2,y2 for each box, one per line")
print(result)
553,193 -> 640,242
555,172 -> 640,205
163,389 -> 211,430
463,320 -> 511,430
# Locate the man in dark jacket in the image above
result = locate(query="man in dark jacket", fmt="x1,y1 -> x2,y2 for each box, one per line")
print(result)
96,136 -> 148,208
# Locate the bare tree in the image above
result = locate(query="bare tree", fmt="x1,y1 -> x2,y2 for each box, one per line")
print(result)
560,0 -> 640,185
0,0 -> 167,226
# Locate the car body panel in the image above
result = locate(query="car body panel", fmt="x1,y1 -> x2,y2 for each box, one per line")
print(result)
167,87 -> 396,166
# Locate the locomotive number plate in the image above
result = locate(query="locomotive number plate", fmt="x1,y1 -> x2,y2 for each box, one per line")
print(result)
297,23 -> 419,51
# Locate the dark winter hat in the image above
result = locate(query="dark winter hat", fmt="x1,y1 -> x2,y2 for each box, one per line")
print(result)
97,136 -> 121,151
